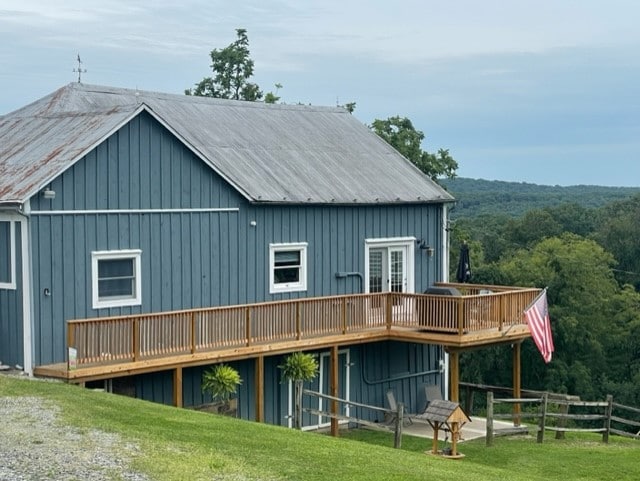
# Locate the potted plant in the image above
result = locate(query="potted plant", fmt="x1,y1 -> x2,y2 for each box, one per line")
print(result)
201,364 -> 242,416
279,352 -> 318,429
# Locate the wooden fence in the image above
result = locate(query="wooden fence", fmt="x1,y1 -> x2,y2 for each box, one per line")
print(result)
301,389 -> 407,448
486,391 -> 640,446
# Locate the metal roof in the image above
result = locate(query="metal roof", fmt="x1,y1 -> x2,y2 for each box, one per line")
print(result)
0,83 -> 454,205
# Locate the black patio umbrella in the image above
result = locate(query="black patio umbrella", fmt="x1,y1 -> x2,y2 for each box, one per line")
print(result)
456,243 -> 471,283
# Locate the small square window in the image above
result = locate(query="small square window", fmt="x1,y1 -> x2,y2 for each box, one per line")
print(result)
269,243 -> 307,293
92,250 -> 141,309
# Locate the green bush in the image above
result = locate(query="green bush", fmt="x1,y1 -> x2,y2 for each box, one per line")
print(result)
279,352 -> 318,382
202,364 -> 242,402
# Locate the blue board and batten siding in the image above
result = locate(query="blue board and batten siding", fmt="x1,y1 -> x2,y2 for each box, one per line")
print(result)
28,111 -> 447,367
21,110 -> 446,425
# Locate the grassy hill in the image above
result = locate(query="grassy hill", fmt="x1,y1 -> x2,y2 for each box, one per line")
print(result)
1,376 -> 638,480
441,178 -> 640,219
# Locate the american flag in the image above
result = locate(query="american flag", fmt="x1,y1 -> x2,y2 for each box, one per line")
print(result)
524,289 -> 554,363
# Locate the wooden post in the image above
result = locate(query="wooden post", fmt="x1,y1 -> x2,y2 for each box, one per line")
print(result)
330,345 -> 339,437
457,297 -> 465,336
486,391 -> 494,447
432,422 -> 440,453
603,394 -> 613,443
394,402 -> 404,449
245,307 -> 251,347
464,385 -> 474,416
537,393 -> 548,443
255,356 -> 264,422
341,298 -> 347,335
133,318 -> 140,362
67,322 -> 75,370
451,422 -> 459,456
190,312 -> 197,354
555,401 -> 568,439
512,342 -> 522,426
449,350 -> 460,402
296,303 -> 301,340
173,367 -> 183,408
294,380 -> 303,430
385,294 -> 393,331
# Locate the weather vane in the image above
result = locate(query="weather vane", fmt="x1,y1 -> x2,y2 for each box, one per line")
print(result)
73,54 -> 87,83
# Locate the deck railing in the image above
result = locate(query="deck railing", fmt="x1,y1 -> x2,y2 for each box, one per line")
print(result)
66,286 -> 540,369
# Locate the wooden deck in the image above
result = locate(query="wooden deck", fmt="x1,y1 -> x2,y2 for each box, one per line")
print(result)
34,283 -> 540,383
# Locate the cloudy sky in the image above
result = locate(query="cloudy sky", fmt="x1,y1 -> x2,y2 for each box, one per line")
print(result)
1,1 -> 639,186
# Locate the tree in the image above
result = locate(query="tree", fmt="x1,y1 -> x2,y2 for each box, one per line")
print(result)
370,116 -> 458,180
264,83 -> 283,104
186,28 -> 262,101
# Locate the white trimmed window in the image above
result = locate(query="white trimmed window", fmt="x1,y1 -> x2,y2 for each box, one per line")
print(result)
269,242 -> 308,294
91,250 -> 142,309
0,220 -> 16,290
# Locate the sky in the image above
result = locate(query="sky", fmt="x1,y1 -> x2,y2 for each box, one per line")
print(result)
1,0 -> 639,187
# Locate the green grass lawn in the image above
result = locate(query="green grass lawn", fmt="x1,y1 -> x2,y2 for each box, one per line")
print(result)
2,376 -> 639,480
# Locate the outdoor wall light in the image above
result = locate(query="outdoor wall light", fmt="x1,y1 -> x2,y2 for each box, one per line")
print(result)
42,189 -> 56,199
417,239 -> 435,256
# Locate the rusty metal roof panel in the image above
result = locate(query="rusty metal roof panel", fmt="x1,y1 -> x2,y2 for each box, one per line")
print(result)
0,83 -> 454,205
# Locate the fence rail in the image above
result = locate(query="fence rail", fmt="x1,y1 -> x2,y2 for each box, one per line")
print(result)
301,388 -> 407,448
486,391 -> 640,446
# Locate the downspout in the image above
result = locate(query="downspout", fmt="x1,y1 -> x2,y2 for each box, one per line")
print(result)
442,203 -> 450,399
11,201 -> 33,375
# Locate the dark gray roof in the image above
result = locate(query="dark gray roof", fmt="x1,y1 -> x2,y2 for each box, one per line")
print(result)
0,83 -> 454,205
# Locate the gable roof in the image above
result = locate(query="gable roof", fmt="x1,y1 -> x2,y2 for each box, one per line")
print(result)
0,83 -> 454,206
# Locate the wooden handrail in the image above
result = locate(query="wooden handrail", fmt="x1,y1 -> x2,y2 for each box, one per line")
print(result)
65,286 -> 541,368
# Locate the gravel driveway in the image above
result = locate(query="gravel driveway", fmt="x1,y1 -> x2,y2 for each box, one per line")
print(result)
0,395 -> 150,481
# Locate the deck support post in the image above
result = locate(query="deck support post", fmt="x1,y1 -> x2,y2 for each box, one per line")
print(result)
255,355 -> 264,422
173,367 -> 183,408
330,345 -> 339,437
449,350 -> 460,402
512,341 -> 522,426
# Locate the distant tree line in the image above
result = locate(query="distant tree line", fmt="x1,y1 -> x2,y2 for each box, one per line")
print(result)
451,194 -> 640,406
442,177 -> 640,218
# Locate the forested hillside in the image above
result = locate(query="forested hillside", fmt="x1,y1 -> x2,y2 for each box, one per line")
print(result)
449,181 -> 640,408
442,177 -> 640,218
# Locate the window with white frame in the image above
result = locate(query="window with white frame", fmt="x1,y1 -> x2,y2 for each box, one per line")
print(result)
91,250 -> 142,309
0,220 -> 16,290
269,242 -> 308,293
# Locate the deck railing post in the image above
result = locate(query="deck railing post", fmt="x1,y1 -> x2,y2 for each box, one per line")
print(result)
498,294 -> 504,331
190,312 -> 197,354
245,307 -> 251,347
66,322 -> 75,369
296,302 -> 301,340
133,318 -> 140,362
341,297 -> 347,335
457,297 -> 465,336
385,294 -> 393,331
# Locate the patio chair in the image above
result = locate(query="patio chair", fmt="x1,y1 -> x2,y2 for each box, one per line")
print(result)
423,384 -> 443,412
386,389 -> 413,426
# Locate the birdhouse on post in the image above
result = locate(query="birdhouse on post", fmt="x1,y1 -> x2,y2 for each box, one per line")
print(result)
420,399 -> 471,458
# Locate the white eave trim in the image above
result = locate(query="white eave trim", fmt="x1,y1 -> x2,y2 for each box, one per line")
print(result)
30,207 -> 239,215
